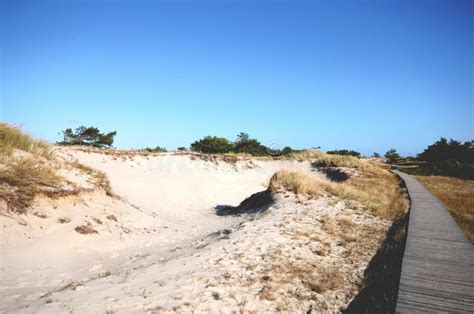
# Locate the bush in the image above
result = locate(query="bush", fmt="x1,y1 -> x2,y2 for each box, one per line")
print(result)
385,149 -> 400,164
401,138 -> 474,179
190,136 -> 234,154
233,132 -> 270,156
58,126 -> 117,148
419,138 -> 473,164
327,149 -> 361,157
417,138 -> 474,179
143,146 -> 167,153
177,147 -> 187,151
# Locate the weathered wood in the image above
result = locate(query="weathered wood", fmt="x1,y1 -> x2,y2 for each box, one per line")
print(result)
394,170 -> 474,313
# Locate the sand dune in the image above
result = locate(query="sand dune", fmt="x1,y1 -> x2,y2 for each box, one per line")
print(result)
1,147 -> 399,312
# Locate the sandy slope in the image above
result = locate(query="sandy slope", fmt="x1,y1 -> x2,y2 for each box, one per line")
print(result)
0,147 -> 394,313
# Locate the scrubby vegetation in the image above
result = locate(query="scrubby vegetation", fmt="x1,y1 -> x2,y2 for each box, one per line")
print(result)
416,175 -> 474,242
190,132 -> 295,156
270,151 -> 408,220
0,158 -> 61,213
385,149 -> 400,164
326,149 -> 361,157
416,138 -> 473,179
190,136 -> 235,154
57,126 -> 117,148
396,138 -> 473,179
0,123 -> 114,213
142,146 -> 167,153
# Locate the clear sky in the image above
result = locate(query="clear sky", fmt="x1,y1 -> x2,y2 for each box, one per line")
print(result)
1,0 -> 472,156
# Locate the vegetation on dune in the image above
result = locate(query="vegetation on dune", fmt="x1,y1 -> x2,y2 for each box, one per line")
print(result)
234,132 -> 276,156
0,123 -> 60,212
142,146 -> 167,153
0,123 -> 52,158
416,175 -> 474,243
0,158 -> 61,213
416,138 -> 473,179
190,132 -> 296,156
0,123 -> 114,213
385,148 -> 401,164
396,138 -> 473,179
326,149 -> 361,157
57,126 -> 117,148
270,156 -> 408,221
190,136 -> 235,154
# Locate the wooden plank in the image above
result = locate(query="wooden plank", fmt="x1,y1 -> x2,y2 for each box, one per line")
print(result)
393,171 -> 474,313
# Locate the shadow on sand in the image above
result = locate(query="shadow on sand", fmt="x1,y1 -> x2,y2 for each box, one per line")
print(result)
215,189 -> 274,216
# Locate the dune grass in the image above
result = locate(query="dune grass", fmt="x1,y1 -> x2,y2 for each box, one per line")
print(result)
0,158 -> 61,213
270,167 -> 407,221
416,175 -> 474,243
0,124 -> 60,212
0,123 -> 52,158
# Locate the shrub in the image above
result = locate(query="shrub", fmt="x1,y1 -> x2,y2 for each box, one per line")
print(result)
143,146 -> 167,153
327,149 -> 361,157
412,138 -> 474,179
190,136 -> 234,154
419,138 -> 473,164
177,147 -> 187,151
385,148 -> 400,164
57,126 -> 117,148
233,132 -> 270,156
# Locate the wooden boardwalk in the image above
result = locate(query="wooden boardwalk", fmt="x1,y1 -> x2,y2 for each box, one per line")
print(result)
394,171 -> 474,313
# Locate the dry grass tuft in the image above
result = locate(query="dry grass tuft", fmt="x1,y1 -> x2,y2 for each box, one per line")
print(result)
416,175 -> 474,243
0,158 -> 61,213
0,123 -> 51,158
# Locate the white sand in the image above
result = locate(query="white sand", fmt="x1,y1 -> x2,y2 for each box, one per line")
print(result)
0,147 -> 388,313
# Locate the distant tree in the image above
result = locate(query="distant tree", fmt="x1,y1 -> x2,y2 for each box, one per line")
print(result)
233,132 -> 269,156
177,147 -> 187,151
372,152 -> 381,158
418,138 -> 473,164
326,149 -> 361,157
190,136 -> 234,154
143,146 -> 167,153
385,148 -> 400,164
416,138 -> 474,179
58,126 -> 117,147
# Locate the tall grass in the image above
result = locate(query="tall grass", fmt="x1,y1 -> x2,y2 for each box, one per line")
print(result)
0,123 -> 51,158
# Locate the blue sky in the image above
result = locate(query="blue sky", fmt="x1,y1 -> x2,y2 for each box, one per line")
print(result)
1,0 -> 472,156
